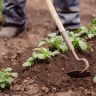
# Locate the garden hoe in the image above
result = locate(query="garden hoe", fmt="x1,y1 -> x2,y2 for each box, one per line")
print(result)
45,0 -> 90,77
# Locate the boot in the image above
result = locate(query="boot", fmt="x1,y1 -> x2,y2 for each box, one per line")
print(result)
0,26 -> 24,38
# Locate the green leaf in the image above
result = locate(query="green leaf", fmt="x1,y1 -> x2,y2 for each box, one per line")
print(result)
69,32 -> 75,37
22,61 -> 34,67
3,68 -> 13,72
1,83 -> 6,88
52,50 -> 60,56
91,18 -> 96,24
79,40 -> 88,50
93,76 -> 96,83
48,33 -> 56,38
50,37 -> 56,43
87,33 -> 94,38
80,26 -> 88,32
0,79 -> 3,83
38,41 -> 46,47
32,52 -> 38,59
45,38 -> 50,43
37,54 -> 46,59
33,48 -> 41,51
27,57 -> 35,62
6,77 -> 13,84
41,48 -> 48,52
60,43 -> 68,52
11,73 -> 18,78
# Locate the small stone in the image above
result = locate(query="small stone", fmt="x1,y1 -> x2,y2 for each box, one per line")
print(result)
79,87 -> 85,91
33,93 -> 42,96
92,14 -> 96,17
52,87 -> 57,93
12,95 -> 20,96
23,79 -> 29,83
24,84 -> 39,95
11,54 -> 17,59
61,68 -> 65,71
2,52 -> 6,56
41,86 -> 49,93
12,84 -> 21,91
4,94 -> 9,96
85,90 -> 92,95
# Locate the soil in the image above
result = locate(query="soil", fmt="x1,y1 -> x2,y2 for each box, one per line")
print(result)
0,0 -> 96,96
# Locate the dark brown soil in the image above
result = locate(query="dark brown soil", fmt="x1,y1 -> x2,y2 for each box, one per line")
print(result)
0,0 -> 96,96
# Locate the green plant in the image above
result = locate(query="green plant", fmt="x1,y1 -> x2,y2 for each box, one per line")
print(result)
69,32 -> 88,50
0,0 -> 3,12
87,25 -> 96,38
0,67 -> 18,88
22,47 -> 60,67
34,47 -> 60,59
76,18 -> 96,39
22,55 -> 36,67
38,33 -> 68,52
91,18 -> 96,25
77,25 -> 96,38
39,32 -> 89,51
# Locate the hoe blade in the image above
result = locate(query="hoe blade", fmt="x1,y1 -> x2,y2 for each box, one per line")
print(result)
67,71 -> 91,78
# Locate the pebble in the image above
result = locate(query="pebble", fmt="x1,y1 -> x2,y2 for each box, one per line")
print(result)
12,95 -> 20,96
4,94 -> 9,96
52,87 -> 57,93
41,86 -> 49,93
12,84 -> 21,91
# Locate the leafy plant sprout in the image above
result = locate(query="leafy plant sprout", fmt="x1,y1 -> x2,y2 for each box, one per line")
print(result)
22,47 -> 60,67
76,18 -> 96,39
0,67 -> 18,89
69,32 -> 89,51
38,33 -> 68,52
39,32 -> 89,51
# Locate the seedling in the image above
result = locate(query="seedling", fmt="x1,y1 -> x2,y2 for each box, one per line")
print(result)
38,33 -> 68,52
77,25 -> 96,39
39,32 -> 89,51
22,55 -> 36,67
34,47 -> 60,59
0,67 -> 18,89
87,24 -> 96,38
76,19 -> 96,39
69,32 -> 88,51
22,47 -> 60,67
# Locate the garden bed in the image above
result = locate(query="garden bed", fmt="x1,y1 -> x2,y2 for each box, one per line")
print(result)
0,0 -> 96,96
